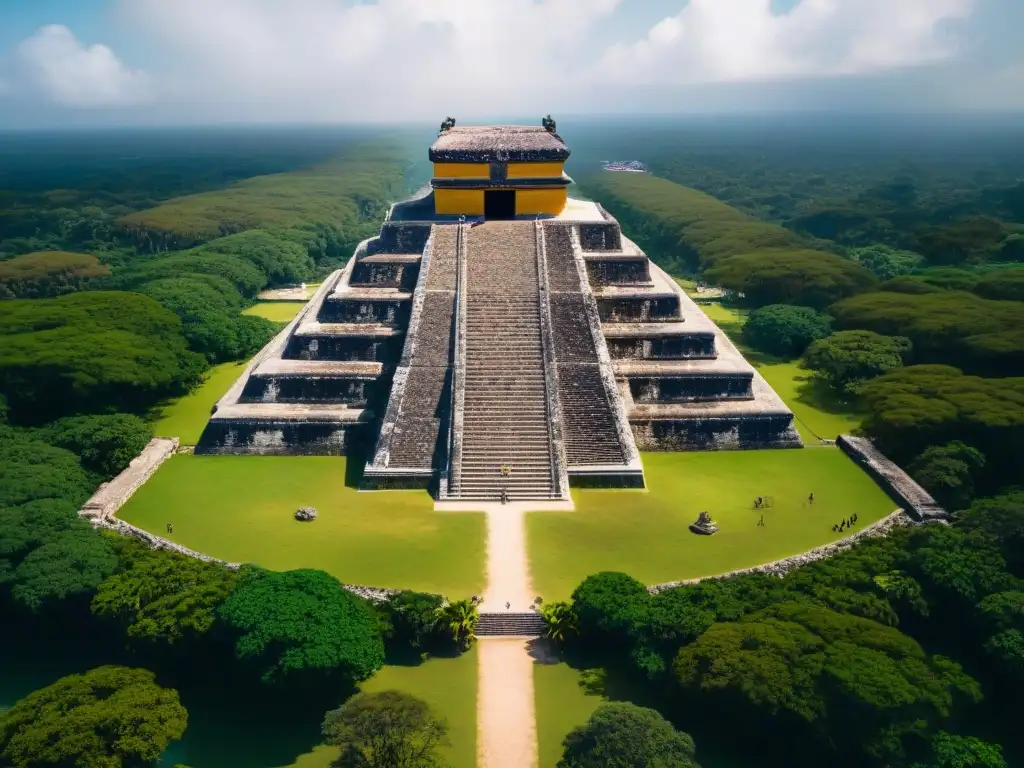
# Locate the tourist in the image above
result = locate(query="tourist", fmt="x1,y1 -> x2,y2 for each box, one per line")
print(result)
808,492 -> 815,505
166,522 -> 173,534
758,514 -> 765,527
505,601 -> 510,610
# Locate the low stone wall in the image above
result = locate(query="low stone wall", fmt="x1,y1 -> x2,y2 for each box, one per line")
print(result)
649,509 -> 913,593
94,514 -> 401,603
838,435 -> 948,521
80,437 -> 179,520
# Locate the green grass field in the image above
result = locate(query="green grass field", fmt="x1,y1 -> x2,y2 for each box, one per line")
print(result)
150,361 -> 247,444
282,649 -> 478,768
758,361 -> 862,442
527,449 -> 897,600
244,301 -> 304,322
118,455 -> 485,597
534,660 -> 605,768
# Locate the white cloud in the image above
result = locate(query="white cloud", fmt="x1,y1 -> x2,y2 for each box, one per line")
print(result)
591,0 -> 976,86
119,0 -> 623,119
16,24 -> 151,107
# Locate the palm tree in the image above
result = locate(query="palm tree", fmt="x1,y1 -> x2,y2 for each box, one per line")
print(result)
436,599 -> 478,649
541,601 -> 578,644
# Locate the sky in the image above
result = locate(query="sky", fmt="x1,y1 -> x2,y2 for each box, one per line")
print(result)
0,0 -> 1022,128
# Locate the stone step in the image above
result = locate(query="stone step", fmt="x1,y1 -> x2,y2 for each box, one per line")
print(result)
476,613 -> 546,637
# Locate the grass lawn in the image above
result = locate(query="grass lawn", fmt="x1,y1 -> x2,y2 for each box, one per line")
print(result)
281,649 -> 478,768
150,361 -> 247,444
758,361 -> 862,442
244,301 -> 304,322
118,454 -> 485,597
534,660 -> 604,768
528,449 -> 897,600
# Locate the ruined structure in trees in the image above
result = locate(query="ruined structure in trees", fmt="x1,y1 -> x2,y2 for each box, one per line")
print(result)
197,122 -> 801,502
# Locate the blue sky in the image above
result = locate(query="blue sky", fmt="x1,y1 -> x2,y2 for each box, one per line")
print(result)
0,0 -> 1021,127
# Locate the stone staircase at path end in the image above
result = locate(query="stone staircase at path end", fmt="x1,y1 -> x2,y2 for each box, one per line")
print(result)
477,611 -> 546,637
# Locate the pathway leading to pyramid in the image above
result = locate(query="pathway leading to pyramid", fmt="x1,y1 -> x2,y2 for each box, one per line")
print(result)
477,636 -> 538,768
472,505 -> 541,767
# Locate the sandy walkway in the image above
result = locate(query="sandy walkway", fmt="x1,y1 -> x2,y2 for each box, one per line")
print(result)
480,506 -> 535,612
477,637 -> 538,768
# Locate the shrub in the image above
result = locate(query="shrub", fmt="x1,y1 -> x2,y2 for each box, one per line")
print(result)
742,304 -> 832,358
321,690 -> 449,768
0,251 -> 109,299
803,330 -> 911,393
37,413 -> 152,478
217,567 -> 385,686
558,702 -> 700,768
706,249 -> 876,310
0,666 -> 187,768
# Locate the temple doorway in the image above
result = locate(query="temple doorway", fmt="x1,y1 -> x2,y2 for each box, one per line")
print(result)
484,190 -> 516,220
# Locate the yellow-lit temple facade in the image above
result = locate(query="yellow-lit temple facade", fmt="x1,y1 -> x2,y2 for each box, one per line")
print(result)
433,185 -> 568,217
427,125 -> 572,218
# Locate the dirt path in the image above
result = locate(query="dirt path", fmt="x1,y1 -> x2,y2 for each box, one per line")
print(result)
480,506 -> 534,612
477,637 -> 538,768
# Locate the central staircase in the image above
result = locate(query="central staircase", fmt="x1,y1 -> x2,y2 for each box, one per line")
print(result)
456,222 -> 558,500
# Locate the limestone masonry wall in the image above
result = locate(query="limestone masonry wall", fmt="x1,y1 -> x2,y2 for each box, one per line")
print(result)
80,437 -> 179,520
79,439 -> 405,602
838,435 -> 948,521
649,508 -> 915,593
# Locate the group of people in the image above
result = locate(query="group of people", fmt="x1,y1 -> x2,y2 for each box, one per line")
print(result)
832,513 -> 858,533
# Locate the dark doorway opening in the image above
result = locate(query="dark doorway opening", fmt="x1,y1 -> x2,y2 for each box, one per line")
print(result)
484,190 -> 516,220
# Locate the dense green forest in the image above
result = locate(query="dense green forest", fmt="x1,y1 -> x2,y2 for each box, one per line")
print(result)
0,131 -> 425,425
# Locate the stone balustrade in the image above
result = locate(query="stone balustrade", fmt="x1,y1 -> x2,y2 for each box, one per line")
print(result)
838,435 -> 948,521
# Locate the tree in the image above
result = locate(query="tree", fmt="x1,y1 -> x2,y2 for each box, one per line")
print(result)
322,690 -> 449,768
0,251 -> 110,299
91,544 -> 238,645
912,731 -> 1007,768
570,572 -> 650,648
830,291 -> 1024,376
541,601 -> 578,644
0,665 -> 187,768
434,599 -> 478,650
8,528 -> 118,611
956,493 -> 1024,574
857,366 -> 1024,491
217,567 -> 384,686
803,330 -> 911,393
909,441 -> 987,511
705,249 -> 876,310
674,602 -> 981,763
0,498 -> 82,582
966,268 -> 1024,303
741,304 -> 833,358
377,591 -> 444,652
0,427 -> 97,508
0,292 -> 205,424
848,244 -> 924,281
558,702 -> 700,768
37,414 -> 153,478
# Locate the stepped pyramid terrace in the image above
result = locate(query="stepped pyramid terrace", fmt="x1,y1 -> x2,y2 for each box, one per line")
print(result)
196,119 -> 802,503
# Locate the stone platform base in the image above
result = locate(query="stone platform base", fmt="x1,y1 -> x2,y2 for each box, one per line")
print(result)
434,499 -> 576,513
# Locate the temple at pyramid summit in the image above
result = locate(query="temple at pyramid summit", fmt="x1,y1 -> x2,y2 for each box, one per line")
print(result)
196,118 -> 802,502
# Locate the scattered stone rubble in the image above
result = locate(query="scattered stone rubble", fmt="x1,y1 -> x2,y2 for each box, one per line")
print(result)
295,506 -> 318,522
